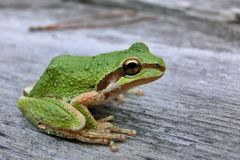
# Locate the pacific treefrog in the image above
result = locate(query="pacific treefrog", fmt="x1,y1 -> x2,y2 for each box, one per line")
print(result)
17,42 -> 165,152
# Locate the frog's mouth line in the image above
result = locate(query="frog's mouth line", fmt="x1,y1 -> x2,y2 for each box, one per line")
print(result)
97,63 -> 165,99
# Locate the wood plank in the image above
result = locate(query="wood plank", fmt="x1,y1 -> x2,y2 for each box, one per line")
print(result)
0,0 -> 239,159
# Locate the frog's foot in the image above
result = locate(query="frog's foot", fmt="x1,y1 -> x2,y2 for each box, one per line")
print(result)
38,122 -> 126,149
96,115 -> 136,136
114,89 -> 143,103
38,124 -> 123,149
95,120 -> 136,152
115,94 -> 125,103
127,89 -> 144,96
38,122 -> 127,152
96,121 -> 137,137
97,115 -> 115,122
83,115 -> 135,151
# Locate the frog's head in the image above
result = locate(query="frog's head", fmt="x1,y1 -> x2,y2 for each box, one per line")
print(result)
97,42 -> 165,98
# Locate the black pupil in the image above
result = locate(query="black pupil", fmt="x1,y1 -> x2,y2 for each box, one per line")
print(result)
128,62 -> 137,69
124,61 -> 140,75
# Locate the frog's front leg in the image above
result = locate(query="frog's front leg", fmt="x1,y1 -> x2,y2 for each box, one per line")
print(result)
127,89 -> 144,96
71,91 -> 106,106
71,94 -> 137,137
114,89 -> 144,103
71,91 -> 137,150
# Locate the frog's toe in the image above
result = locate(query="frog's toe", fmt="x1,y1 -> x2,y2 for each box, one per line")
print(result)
80,130 -> 126,142
115,94 -> 125,103
110,140 -> 118,152
96,121 -> 137,137
127,89 -> 144,96
97,115 -> 115,122
109,126 -> 137,137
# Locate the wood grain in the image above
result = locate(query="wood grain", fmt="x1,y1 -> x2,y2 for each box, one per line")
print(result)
0,0 -> 240,160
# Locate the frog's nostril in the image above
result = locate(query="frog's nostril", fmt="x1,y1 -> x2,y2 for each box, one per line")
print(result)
155,63 -> 165,72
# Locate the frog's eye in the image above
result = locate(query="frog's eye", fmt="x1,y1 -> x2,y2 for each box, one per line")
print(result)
122,58 -> 142,76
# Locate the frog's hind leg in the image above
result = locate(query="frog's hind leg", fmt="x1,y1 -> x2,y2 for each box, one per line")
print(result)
17,97 -> 128,151
17,96 -> 86,133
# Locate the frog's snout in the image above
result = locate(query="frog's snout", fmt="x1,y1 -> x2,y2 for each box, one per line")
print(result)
155,63 -> 166,73
158,57 -> 166,74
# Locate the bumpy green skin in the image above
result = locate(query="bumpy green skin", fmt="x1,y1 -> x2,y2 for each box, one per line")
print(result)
17,97 -> 82,129
17,42 -> 165,133
29,42 -> 165,100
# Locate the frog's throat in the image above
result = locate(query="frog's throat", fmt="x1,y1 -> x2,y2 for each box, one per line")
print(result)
97,63 -> 165,99
105,75 -> 162,99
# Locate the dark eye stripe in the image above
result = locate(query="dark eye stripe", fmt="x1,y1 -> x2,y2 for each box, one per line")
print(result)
97,62 -> 165,92
97,68 -> 124,91
142,63 -> 165,72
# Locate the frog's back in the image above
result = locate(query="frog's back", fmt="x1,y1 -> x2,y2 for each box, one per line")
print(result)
29,54 -> 98,99
28,44 -> 154,99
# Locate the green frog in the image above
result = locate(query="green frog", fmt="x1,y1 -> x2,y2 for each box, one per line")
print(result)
17,42 -> 165,152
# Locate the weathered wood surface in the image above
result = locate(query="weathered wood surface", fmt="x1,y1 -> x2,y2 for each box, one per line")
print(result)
0,0 -> 240,160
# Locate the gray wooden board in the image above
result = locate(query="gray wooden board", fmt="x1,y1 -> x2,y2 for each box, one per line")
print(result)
0,0 -> 240,160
